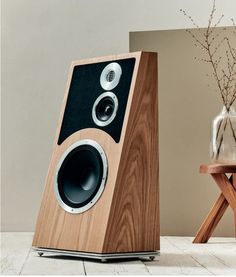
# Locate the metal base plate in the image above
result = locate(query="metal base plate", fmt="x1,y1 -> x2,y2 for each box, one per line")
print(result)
32,247 -> 160,261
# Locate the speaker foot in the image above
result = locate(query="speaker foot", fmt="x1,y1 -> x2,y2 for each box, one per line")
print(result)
32,247 -> 159,261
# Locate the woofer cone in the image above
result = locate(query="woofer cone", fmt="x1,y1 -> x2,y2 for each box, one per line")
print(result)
54,140 -> 108,214
92,92 -> 118,127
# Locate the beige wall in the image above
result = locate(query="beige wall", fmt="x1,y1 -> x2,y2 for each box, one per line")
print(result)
130,28 -> 235,236
1,0 -> 236,234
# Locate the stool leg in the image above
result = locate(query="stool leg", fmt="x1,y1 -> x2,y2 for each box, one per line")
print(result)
233,174 -> 236,238
193,193 -> 229,243
212,174 -> 236,211
234,212 -> 236,239
233,173 -> 236,190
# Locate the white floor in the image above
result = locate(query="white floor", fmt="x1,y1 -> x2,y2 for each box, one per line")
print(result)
0,233 -> 235,275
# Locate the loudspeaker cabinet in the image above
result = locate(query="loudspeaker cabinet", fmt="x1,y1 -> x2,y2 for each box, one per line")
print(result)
32,51 -> 159,260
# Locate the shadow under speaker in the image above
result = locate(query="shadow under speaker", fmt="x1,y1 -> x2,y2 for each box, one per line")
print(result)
32,51 -> 159,260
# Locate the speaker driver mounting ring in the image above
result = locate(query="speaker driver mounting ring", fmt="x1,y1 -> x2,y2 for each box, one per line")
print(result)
92,92 -> 118,127
54,139 -> 108,214
100,62 -> 122,90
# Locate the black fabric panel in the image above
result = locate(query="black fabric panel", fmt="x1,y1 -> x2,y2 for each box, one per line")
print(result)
58,58 -> 135,145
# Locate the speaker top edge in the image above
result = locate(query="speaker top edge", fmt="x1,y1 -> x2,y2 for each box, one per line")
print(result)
70,51 -> 155,67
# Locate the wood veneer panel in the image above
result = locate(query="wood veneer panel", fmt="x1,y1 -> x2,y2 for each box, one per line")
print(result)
103,52 -> 159,253
32,130 -> 121,252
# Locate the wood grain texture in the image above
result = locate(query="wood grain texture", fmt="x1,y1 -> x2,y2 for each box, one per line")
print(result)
232,174 -> 236,237
200,164 -> 236,174
233,173 -> 236,190
212,173 -> 236,238
211,173 -> 236,211
32,52 -> 159,254
102,52 -> 159,253
193,193 -> 229,243
234,211 -> 236,238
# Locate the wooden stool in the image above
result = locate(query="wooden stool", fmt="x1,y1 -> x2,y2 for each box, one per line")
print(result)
193,164 -> 236,243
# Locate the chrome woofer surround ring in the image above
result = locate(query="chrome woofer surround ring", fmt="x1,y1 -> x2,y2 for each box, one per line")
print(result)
100,62 -> 122,90
54,139 -> 108,214
92,91 -> 118,127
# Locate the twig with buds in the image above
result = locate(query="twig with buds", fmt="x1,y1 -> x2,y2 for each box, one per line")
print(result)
180,0 -> 236,160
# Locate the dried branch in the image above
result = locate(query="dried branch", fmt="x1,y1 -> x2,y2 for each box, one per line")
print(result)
181,0 -> 236,110
231,18 -> 236,36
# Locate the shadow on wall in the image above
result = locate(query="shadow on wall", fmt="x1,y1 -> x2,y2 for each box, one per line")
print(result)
129,27 -> 235,237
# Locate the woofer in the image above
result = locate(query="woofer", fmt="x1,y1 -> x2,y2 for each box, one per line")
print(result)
92,92 -> 118,127
54,140 -> 108,214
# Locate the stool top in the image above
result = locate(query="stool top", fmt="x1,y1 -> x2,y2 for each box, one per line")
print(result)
200,164 -> 236,173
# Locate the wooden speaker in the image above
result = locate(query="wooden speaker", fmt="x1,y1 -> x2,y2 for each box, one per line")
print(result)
32,51 -> 159,260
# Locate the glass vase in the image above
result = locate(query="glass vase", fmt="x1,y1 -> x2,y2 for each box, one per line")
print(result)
210,106 -> 236,163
